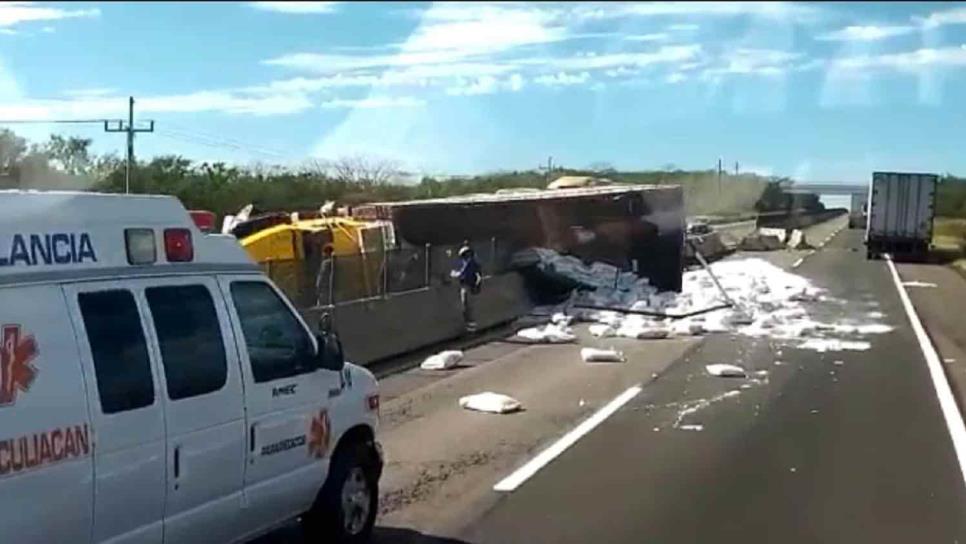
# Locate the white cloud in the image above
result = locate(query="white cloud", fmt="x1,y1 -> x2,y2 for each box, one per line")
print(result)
0,89 -> 315,119
666,72 -> 687,83
920,7 -> 966,29
251,1 -> 813,108
0,28 -> 16,35
387,62 -> 516,80
141,91 -> 313,115
249,74 -> 379,93
255,61 -> 518,94
703,48 -> 801,77
519,45 -> 702,71
832,45 -> 966,72
574,2 -> 817,22
445,74 -> 525,96
624,33 -> 669,42
264,50 -> 468,72
604,66 -> 639,78
534,71 -> 591,86
0,2 -> 99,28
816,25 -> 916,42
740,163 -> 774,176
260,2 -> 718,99
821,46 -> 966,107
248,2 -> 338,14
262,0 -> 704,100
40,25 -> 53,33
319,96 -> 425,109
402,3 -> 566,55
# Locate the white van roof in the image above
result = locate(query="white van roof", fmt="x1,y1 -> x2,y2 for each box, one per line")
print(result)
0,190 -> 257,283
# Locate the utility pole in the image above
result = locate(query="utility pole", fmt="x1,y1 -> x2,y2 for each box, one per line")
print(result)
541,155 -> 554,184
104,96 -> 154,194
717,157 -> 723,196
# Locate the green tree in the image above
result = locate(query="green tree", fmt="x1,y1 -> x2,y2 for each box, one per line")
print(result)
43,135 -> 93,175
0,129 -> 27,177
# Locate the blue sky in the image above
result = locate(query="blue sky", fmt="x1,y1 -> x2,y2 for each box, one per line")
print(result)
2,1 -> 966,182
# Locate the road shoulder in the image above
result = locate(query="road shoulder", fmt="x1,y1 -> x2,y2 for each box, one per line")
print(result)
894,261 -> 966,420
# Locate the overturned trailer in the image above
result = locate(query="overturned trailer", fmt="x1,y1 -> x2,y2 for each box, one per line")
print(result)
353,185 -> 685,291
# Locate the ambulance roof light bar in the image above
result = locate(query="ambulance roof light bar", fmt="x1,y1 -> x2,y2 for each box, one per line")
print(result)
124,228 -> 194,265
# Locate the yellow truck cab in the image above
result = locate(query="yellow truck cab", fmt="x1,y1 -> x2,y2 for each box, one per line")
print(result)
0,191 -> 382,544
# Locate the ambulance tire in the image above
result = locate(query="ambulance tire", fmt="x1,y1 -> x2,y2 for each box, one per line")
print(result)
304,441 -> 379,543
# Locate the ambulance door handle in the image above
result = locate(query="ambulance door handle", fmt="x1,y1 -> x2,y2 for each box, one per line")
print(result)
173,445 -> 181,485
250,425 -> 256,453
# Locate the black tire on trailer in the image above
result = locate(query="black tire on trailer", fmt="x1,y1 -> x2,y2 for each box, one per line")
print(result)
303,440 -> 379,543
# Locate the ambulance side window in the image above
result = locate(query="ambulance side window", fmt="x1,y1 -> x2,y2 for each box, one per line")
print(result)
146,285 -> 228,400
78,290 -> 155,414
230,281 -> 314,383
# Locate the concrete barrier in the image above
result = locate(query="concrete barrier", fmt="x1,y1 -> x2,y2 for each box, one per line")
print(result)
302,272 -> 533,366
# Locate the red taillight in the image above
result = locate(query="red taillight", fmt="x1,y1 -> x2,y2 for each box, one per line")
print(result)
367,394 -> 380,414
164,228 -> 194,262
189,210 -> 217,233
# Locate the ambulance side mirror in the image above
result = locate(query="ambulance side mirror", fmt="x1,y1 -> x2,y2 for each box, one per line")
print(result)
315,313 -> 345,372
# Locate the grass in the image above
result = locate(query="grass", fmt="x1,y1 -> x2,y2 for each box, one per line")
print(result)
933,217 -> 966,273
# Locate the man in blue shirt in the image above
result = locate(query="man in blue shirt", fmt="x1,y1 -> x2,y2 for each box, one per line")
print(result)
451,243 -> 483,332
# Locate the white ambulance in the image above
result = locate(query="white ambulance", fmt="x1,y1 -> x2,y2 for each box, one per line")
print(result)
0,191 -> 383,543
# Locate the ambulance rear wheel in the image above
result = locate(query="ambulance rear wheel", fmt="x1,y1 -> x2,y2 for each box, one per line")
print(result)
303,441 -> 379,543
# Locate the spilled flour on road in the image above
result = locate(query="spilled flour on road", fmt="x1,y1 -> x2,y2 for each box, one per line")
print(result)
523,251 -> 896,431
672,390 -> 742,430
706,364 -> 747,377
678,424 -> 704,432
797,339 -> 872,352
529,251 -> 893,352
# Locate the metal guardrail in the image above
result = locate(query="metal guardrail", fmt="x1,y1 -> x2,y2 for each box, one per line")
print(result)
264,237 -> 514,310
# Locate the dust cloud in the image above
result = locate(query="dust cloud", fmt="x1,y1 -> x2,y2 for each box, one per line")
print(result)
674,171 -> 769,217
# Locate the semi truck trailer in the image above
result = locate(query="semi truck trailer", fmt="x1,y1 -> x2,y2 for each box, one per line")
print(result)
866,171 -> 937,260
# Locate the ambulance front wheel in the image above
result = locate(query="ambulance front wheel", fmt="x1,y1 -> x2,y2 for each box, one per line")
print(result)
303,441 -> 380,543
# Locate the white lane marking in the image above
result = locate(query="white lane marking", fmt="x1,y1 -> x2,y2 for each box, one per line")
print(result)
902,281 -> 938,288
493,385 -> 643,492
886,254 -> 966,487
792,257 -> 804,269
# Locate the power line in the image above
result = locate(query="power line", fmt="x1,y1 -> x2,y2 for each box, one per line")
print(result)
156,130 -> 268,157
0,118 -> 122,125
156,129 -> 287,160
161,123 -> 290,160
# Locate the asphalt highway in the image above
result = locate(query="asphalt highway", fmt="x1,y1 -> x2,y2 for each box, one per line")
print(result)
460,229 -> 966,543
262,226 -> 966,544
